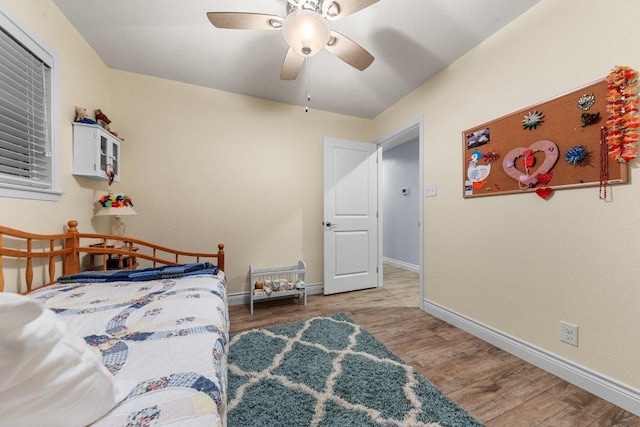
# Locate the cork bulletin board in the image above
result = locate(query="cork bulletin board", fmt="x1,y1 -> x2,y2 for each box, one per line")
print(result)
462,79 -> 629,198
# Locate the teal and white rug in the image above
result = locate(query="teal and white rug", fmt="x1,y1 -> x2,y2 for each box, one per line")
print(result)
227,313 -> 483,427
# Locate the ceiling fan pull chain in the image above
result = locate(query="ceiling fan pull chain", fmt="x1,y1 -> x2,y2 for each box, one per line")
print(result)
305,56 -> 311,113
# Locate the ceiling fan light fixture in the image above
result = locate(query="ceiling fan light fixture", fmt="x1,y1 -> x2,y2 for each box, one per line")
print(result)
281,9 -> 330,57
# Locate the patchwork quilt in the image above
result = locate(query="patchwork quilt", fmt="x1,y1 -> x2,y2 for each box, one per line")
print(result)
28,269 -> 229,427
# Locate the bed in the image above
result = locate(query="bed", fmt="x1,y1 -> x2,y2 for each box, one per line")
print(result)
0,220 -> 228,427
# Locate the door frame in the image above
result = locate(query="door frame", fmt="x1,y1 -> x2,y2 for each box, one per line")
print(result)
374,116 -> 424,310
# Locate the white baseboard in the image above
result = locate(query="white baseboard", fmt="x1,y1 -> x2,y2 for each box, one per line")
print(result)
227,282 -> 324,307
383,257 -> 420,273
423,299 -> 640,416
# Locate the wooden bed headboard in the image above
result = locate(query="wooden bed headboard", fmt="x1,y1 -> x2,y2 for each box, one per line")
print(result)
0,220 -> 224,293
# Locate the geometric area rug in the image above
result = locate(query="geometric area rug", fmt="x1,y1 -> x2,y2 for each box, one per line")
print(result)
227,313 -> 484,427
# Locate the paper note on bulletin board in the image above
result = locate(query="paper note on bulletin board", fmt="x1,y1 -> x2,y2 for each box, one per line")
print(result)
462,80 -> 628,198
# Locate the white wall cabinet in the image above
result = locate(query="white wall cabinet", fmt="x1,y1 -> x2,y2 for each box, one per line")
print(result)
72,122 -> 121,182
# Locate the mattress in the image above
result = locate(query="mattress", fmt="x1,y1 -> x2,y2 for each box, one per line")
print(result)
27,269 -> 228,427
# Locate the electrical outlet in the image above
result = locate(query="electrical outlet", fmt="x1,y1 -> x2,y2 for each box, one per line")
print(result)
560,321 -> 578,346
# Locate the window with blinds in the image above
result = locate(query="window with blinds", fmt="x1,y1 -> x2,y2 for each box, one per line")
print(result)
0,5 -> 60,201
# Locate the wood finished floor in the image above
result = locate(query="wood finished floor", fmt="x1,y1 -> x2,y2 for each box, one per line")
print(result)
228,266 -> 640,426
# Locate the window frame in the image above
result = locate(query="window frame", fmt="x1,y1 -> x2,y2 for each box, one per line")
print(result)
0,3 -> 61,201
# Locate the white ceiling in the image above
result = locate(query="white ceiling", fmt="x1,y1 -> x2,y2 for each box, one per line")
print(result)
53,0 -> 541,119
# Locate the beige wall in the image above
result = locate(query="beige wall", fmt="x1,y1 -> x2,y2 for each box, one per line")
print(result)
1,0 -> 638,398
374,0 -> 640,389
0,0 -> 113,292
0,0 -> 372,295
0,0 -> 112,232
107,70 -> 373,294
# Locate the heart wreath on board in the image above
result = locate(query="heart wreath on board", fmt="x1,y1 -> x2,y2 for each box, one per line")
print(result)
502,140 -> 559,187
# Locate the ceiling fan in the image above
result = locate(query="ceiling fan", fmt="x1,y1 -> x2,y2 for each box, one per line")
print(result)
207,0 -> 378,80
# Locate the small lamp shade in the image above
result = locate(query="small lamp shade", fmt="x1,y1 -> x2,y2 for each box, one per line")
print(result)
94,206 -> 137,217
281,9 -> 330,57
95,193 -> 136,239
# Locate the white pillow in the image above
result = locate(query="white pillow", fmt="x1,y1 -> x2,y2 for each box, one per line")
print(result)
0,293 -> 129,427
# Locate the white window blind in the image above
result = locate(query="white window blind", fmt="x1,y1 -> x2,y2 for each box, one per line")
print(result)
0,4 -> 60,201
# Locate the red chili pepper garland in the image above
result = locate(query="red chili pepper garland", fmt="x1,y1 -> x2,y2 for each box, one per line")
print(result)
605,66 -> 639,163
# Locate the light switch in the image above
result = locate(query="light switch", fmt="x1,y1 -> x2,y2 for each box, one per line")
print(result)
425,183 -> 437,197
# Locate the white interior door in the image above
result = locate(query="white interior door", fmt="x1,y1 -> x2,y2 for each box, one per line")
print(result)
323,137 -> 378,295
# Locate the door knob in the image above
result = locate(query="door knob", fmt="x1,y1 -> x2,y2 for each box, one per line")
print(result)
325,221 -> 332,227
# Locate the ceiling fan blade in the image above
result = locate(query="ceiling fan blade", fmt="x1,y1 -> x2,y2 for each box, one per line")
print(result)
325,31 -> 374,71
324,0 -> 379,21
206,12 -> 283,30
281,48 -> 305,80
